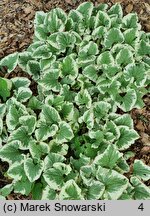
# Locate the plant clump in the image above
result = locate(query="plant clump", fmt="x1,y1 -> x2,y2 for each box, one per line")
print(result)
0,2 -> 150,200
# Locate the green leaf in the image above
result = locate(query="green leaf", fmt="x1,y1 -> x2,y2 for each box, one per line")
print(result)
94,144 -> 123,169
11,77 -> 31,89
56,121 -> 74,143
0,78 -> 12,101
44,153 -> 65,170
124,63 -> 147,87
32,183 -> 42,200
24,158 -> 44,182
122,13 -> 139,29
133,160 -> 150,181
27,96 -> 43,110
0,141 -> 24,164
131,177 -> 150,199
29,141 -> 49,159
60,102 -> 74,121
79,109 -> 94,130
0,184 -> 13,197
108,3 -> 123,18
27,60 -> 41,79
92,26 -> 106,40
0,52 -> 18,73
114,114 -> 133,128
18,51 -> 32,71
8,126 -> 33,150
136,39 -> 150,56
41,104 -> 61,124
116,48 -> 134,66
35,120 -> 58,141
15,87 -> 32,103
87,180 -> 105,200
45,10 -> 65,33
0,104 -> 6,118
39,69 -> 61,92
19,115 -> 36,135
103,28 -> 124,48
97,51 -> 114,65
14,177 -> 32,196
124,28 -> 138,45
43,163 -> 71,190
42,186 -> 56,200
96,166 -> 128,199
7,162 -> 24,180
119,89 -> 137,112
59,179 -> 83,200
6,102 -> 27,131
34,11 -> 46,26
57,32 -> 76,49
83,65 -> 98,82
61,55 -> 78,81
32,45 -> 52,59
0,118 -> 3,135
94,101 -> 111,120
116,126 -> 139,150
75,89 -> 92,108
34,25 -> 48,41
77,2 -> 93,19
95,11 -> 111,28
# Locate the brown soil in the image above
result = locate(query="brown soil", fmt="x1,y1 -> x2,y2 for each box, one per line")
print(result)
0,0 -> 150,199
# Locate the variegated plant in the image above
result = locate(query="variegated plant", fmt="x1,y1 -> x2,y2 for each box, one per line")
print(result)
0,2 -> 150,200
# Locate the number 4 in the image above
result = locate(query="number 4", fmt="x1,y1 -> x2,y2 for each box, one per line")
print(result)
138,203 -> 144,211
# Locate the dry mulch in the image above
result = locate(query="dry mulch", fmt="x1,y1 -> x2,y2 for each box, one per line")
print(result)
0,0 -> 150,198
